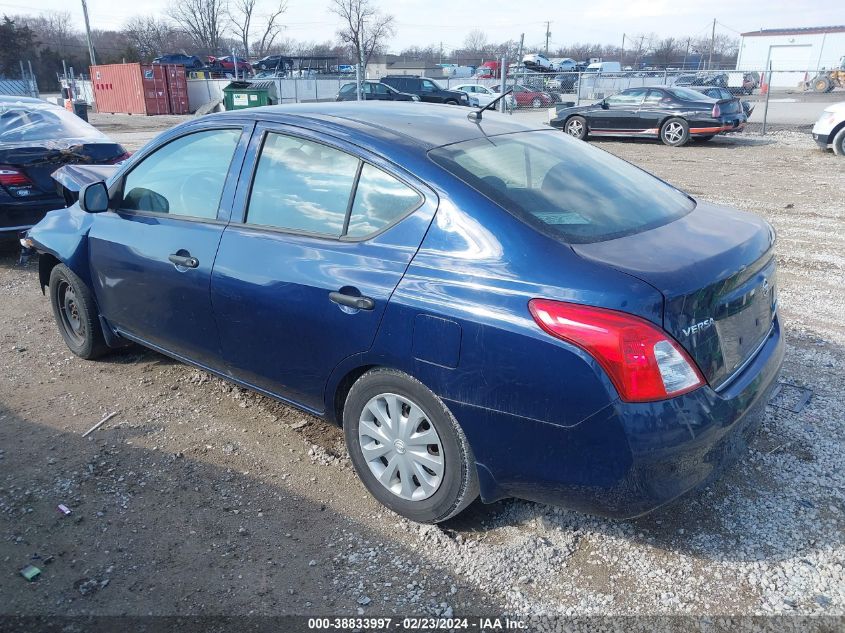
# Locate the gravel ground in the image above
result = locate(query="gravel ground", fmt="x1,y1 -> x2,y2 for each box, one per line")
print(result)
2,114 -> 844,622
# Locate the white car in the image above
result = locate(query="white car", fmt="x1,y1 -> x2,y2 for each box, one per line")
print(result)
550,57 -> 577,72
453,84 -> 516,110
812,101 -> 845,156
522,53 -> 552,71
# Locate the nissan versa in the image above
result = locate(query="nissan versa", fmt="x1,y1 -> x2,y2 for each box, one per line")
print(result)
24,103 -> 783,524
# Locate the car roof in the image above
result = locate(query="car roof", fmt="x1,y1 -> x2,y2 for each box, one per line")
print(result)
0,95 -> 52,106
206,102 -> 544,151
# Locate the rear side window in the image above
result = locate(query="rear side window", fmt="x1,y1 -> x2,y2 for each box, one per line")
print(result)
121,129 -> 241,219
346,164 -> 422,238
246,133 -> 359,236
429,130 -> 695,243
246,133 -> 422,239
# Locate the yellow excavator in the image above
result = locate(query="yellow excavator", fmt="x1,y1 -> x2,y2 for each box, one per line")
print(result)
812,56 -> 845,92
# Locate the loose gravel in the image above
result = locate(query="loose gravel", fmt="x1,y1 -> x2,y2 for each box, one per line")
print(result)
1,117 -> 844,621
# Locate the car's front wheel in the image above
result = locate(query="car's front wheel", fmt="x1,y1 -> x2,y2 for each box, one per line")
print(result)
564,115 -> 588,140
531,97 -> 542,108
49,264 -> 109,360
660,117 -> 690,146
833,127 -> 845,156
444,99 -> 458,105
344,368 -> 479,523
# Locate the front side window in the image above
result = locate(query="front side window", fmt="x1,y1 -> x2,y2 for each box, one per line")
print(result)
121,129 -> 241,219
607,89 -> 647,106
429,131 -> 695,243
246,133 -> 359,236
421,79 -> 437,92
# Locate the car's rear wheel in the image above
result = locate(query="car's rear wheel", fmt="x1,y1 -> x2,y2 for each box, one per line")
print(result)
344,368 -> 478,524
49,264 -> 109,360
564,115 -> 588,140
833,127 -> 845,156
660,117 -> 690,146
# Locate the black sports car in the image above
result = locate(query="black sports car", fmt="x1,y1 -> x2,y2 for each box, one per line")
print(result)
550,86 -> 747,146
0,96 -> 128,238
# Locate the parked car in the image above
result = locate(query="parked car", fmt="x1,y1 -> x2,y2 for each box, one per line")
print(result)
0,96 -> 128,239
550,57 -> 577,72
812,101 -> 845,156
523,53 -> 553,71
254,55 -> 292,72
491,83 -> 555,108
551,86 -> 746,146
23,102 -> 783,524
152,53 -> 204,69
337,81 -> 419,102
584,61 -> 622,74
209,56 -> 252,74
546,73 -> 578,92
691,86 -> 755,118
452,84 -> 515,109
380,76 -> 469,105
675,72 -> 728,88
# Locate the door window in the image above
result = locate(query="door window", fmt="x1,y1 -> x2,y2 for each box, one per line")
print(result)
246,133 -> 359,236
643,89 -> 666,105
420,79 -> 437,92
606,89 -> 647,106
346,164 -> 422,238
121,129 -> 241,219
372,83 -> 390,95
246,133 -> 422,239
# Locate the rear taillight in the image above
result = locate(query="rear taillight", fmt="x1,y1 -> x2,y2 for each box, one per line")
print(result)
528,299 -> 705,402
712,103 -> 721,117
106,151 -> 132,164
0,166 -> 35,197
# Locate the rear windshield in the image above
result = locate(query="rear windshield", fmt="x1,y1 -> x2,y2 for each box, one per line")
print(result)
668,87 -> 715,101
0,101 -> 107,143
428,130 -> 695,243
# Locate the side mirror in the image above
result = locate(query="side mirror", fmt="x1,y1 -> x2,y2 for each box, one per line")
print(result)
601,98 -> 609,109
79,181 -> 110,213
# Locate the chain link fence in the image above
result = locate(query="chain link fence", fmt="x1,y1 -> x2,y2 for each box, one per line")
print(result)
0,61 -> 39,98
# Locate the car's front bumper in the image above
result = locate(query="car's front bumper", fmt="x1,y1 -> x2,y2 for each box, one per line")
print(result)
454,316 -> 784,519
1,197 -> 64,237
812,131 -> 831,149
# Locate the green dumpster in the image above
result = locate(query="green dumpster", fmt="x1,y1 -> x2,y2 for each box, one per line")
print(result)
222,81 -> 276,110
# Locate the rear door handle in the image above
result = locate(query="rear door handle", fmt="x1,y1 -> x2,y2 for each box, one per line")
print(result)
168,253 -> 199,269
329,291 -> 374,311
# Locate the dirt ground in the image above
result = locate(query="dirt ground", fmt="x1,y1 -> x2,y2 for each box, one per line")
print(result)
2,113 -> 845,621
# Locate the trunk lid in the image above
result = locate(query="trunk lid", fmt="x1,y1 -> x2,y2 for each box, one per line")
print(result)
0,142 -> 124,197
572,201 -> 777,390
716,98 -> 742,115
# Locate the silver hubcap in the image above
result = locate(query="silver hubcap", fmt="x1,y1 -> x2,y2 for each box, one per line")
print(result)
358,393 -> 444,501
664,122 -> 685,143
566,120 -> 583,137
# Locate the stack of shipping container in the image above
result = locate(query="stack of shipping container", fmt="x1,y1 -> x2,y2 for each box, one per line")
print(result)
90,63 -> 191,115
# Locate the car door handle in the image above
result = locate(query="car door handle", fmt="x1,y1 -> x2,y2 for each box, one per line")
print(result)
329,291 -> 374,311
168,253 -> 199,268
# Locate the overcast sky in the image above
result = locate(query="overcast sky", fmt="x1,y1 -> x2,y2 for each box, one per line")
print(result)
8,0 -> 845,52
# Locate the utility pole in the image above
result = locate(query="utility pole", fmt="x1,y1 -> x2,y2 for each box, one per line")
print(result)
80,0 -> 97,68
621,33 -> 626,65
708,18 -> 716,69
544,22 -> 551,56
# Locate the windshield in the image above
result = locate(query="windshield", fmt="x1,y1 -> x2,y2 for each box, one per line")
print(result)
0,101 -> 107,143
429,130 -> 695,243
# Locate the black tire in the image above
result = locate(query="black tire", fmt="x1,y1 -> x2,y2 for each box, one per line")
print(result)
444,99 -> 458,105
833,127 -> 845,157
693,135 -> 715,142
49,264 -> 109,360
813,77 -> 832,93
564,115 -> 588,140
344,368 -> 479,524
531,97 -> 542,108
660,117 -> 690,147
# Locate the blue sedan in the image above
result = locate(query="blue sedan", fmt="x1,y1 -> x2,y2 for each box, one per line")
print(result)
24,103 -> 783,523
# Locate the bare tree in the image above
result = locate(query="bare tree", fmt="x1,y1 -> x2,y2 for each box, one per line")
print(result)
228,0 -> 255,57
167,0 -> 228,54
124,16 -> 175,60
463,29 -> 487,55
330,0 -> 394,71
252,0 -> 287,58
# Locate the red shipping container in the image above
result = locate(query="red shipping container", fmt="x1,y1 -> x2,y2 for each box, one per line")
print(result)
90,63 -> 171,115
163,64 -> 189,114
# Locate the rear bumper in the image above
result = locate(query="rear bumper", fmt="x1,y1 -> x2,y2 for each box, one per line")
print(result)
690,119 -> 746,136
457,316 -> 784,519
1,197 -> 64,236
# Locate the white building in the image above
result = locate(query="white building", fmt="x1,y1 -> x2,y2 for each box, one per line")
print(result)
736,25 -> 845,87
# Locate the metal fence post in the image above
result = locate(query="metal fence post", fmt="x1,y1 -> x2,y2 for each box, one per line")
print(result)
762,61 -> 772,135
576,72 -> 581,105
